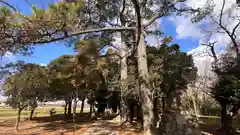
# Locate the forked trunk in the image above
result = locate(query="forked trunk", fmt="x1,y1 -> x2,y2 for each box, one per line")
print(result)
15,108 -> 22,131
137,34 -> 154,135
80,97 -> 85,114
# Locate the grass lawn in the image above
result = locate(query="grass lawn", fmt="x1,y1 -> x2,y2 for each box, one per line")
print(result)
199,115 -> 240,128
0,107 -> 89,119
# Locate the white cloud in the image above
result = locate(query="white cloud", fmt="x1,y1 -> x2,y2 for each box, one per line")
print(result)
40,63 -> 47,66
0,52 -> 16,66
171,0 -> 239,45
167,0 -> 240,76
168,16 -> 203,39
145,19 -> 163,46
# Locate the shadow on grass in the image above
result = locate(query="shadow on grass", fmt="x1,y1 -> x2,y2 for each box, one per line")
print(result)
27,113 -> 143,134
22,113 -> 95,132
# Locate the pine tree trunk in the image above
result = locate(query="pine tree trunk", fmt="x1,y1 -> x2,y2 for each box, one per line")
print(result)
120,36 -> 128,124
15,108 -> 22,131
29,108 -> 35,120
80,97 -> 85,114
68,99 -> 72,116
137,34 -> 154,135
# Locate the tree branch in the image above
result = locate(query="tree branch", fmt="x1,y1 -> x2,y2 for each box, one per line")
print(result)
120,0 -> 126,18
231,21 -> 240,37
210,16 -> 240,57
0,0 -> 17,11
202,41 -> 218,63
219,0 -> 226,26
143,12 -> 165,29
143,1 -> 200,29
26,27 -> 135,44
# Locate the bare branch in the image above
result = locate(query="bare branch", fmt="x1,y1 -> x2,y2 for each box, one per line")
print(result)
219,0 -> 226,26
231,21 -> 240,37
210,16 -> 240,57
201,41 -> 218,63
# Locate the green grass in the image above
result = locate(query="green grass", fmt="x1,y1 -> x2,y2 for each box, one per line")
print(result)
0,107 -> 89,119
199,115 -> 240,129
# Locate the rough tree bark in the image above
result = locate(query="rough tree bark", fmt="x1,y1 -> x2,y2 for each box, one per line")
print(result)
119,0 -> 129,124
120,38 -> 128,124
137,34 -> 154,135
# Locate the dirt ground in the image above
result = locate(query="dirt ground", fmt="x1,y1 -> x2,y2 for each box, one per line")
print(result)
0,114 -> 239,135
0,113 -> 142,135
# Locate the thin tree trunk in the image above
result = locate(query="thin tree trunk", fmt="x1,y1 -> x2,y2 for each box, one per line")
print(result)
137,34 -> 154,135
73,90 -> 78,123
67,99 -> 72,116
192,96 -> 199,119
80,97 -> 85,114
89,103 -> 96,118
90,103 -> 92,116
29,108 -> 35,120
15,108 -> 22,131
64,101 -> 67,116
72,90 -> 78,133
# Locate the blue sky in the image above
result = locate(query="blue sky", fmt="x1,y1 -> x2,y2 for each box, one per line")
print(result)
6,0 -> 199,66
